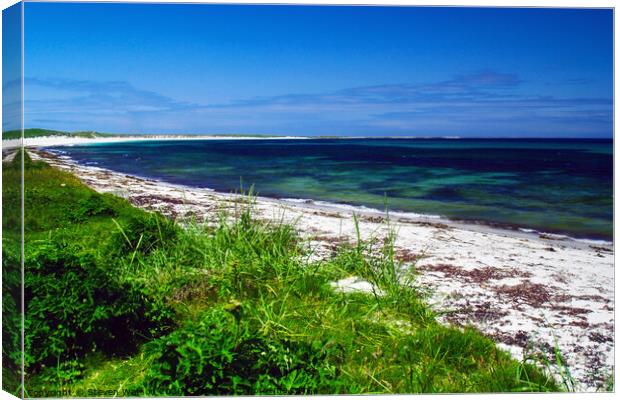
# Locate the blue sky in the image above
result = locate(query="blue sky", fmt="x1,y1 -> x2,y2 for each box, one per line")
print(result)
2,2 -> 21,132
18,3 -> 613,137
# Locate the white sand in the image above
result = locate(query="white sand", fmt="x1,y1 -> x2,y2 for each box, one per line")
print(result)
2,134 -> 309,150
21,148 -> 615,391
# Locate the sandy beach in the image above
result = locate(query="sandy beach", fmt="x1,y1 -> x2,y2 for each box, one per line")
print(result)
1,134 -> 308,150
7,136 -> 614,391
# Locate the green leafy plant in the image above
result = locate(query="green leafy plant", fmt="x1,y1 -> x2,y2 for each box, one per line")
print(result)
24,235 -> 174,377
141,306 -> 343,395
2,240 -> 22,390
66,194 -> 116,223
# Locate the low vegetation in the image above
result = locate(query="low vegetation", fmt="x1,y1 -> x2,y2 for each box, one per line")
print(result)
2,151 -> 560,396
2,128 -> 111,140
1,128 -> 280,140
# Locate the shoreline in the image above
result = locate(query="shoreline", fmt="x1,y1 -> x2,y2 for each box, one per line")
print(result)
45,150 -> 614,248
276,197 -> 612,248
21,148 -> 614,391
43,145 -> 613,248
10,134 -> 611,246
1,134 -> 310,150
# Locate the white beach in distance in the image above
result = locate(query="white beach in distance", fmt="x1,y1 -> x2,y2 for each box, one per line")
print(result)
3,135 -> 614,391
3,134 -> 469,150
2,134 -> 310,149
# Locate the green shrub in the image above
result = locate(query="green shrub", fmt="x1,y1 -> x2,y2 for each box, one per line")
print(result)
141,306 -> 344,395
66,194 -> 117,223
2,241 -> 22,387
24,236 -> 174,377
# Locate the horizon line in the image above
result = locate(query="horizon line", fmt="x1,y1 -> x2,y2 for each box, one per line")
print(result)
3,127 -> 613,140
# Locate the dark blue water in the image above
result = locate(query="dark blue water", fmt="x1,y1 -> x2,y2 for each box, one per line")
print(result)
50,139 -> 613,241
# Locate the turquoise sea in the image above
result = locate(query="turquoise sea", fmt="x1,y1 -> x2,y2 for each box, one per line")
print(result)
49,138 -> 613,241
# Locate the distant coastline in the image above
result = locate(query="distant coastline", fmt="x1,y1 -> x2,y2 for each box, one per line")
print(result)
3,128 -> 611,155
20,135 -> 307,147
2,133 -> 309,150
1,128 -> 613,149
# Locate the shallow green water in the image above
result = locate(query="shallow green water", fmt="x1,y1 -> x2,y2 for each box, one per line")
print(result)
50,138 -> 613,241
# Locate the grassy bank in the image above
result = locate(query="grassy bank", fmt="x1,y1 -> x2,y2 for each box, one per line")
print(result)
2,128 -> 111,140
2,152 -> 559,396
1,128 -> 284,140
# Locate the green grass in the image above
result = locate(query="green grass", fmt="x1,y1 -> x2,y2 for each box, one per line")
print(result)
2,128 -> 113,140
2,149 -> 22,395
1,127 -> 289,140
2,152 -> 560,396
